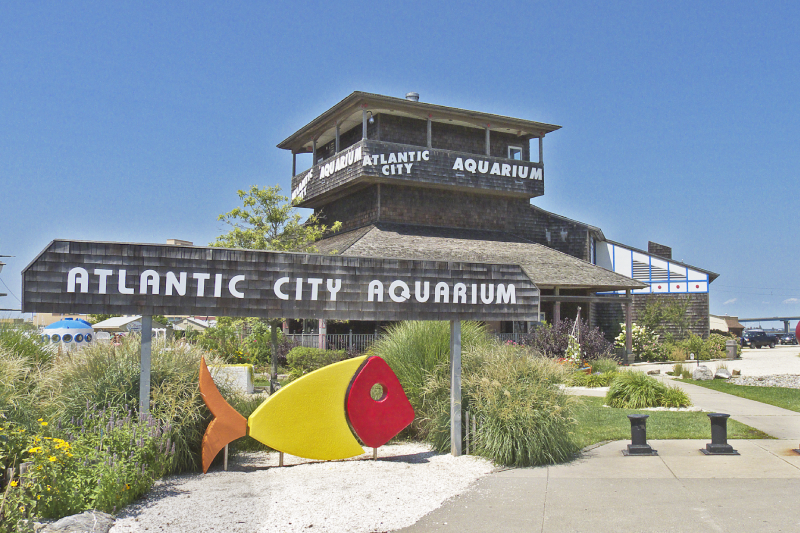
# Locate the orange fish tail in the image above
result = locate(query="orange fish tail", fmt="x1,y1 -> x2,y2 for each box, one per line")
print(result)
199,357 -> 248,473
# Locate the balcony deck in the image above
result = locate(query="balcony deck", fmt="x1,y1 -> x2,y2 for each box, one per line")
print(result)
291,139 -> 544,208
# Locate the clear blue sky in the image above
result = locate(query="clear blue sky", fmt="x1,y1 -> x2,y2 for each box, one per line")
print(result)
2,1 -> 799,328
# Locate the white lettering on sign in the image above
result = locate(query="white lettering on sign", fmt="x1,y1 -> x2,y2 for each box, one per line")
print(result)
275,276 -> 345,302
66,267 -> 246,299
65,268 -> 519,306
371,280 -> 516,306
319,146 -> 363,180
291,169 -> 314,201
364,150 -> 429,177
452,157 -> 542,181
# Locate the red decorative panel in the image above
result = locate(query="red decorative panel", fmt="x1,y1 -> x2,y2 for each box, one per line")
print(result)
346,356 -> 414,448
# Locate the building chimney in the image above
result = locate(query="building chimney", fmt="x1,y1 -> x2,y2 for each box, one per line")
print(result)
648,241 -> 672,260
167,239 -> 193,246
405,92 -> 420,102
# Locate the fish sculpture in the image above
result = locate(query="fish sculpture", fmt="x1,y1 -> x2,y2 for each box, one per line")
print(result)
199,355 -> 415,473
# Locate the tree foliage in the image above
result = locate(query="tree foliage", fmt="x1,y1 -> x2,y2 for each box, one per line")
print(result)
211,185 -> 341,252
638,296 -> 693,341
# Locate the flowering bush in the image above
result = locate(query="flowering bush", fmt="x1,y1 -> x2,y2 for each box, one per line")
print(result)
1,407 -> 176,531
614,323 -> 666,362
521,319 -> 613,360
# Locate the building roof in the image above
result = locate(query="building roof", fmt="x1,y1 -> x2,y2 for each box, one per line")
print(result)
315,223 -> 646,291
92,315 -> 166,331
277,91 -> 562,154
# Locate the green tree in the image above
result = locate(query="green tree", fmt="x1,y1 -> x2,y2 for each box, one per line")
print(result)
211,184 -> 341,392
211,185 -> 341,252
639,296 -> 693,341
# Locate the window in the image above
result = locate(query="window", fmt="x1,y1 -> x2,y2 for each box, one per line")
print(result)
508,146 -> 522,160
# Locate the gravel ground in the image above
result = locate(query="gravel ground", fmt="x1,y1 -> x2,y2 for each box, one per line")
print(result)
110,443 -> 494,533
728,374 -> 800,388
631,345 -> 800,377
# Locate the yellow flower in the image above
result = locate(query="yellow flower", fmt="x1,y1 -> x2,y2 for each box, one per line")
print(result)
40,422 -> 48,426
10,480 -> 18,487
37,418 -> 43,422
48,456 -> 57,462
28,447 -> 42,454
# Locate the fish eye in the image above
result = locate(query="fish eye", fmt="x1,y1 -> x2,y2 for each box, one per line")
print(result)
370,383 -> 387,402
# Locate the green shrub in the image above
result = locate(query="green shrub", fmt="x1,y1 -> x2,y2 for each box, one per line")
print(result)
567,371 -> 615,388
36,337 -> 221,473
705,334 -> 728,359
588,358 -> 619,374
660,385 -> 692,408
680,333 -> 710,360
285,347 -> 350,382
605,370 -> 691,409
614,323 -> 666,362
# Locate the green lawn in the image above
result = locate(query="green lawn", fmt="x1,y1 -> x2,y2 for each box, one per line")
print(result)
571,396 -> 770,449
682,379 -> 800,413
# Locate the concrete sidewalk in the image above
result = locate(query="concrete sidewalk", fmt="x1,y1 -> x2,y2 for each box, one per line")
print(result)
396,439 -> 800,533
397,379 -> 800,532
660,377 -> 800,439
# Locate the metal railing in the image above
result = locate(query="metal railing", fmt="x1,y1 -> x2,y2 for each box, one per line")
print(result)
284,332 -> 381,352
285,331 -> 524,352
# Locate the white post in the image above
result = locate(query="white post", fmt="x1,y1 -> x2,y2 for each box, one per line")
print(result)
139,315 -> 152,415
450,320 -> 462,456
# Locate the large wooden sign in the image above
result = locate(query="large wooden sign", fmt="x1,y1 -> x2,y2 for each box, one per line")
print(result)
22,240 -> 540,321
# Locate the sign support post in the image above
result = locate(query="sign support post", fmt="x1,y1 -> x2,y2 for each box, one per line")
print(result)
140,315 -> 152,415
270,320 -> 279,394
450,320 -> 462,456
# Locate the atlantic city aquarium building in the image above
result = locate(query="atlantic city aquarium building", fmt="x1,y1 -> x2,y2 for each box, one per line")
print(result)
278,92 -> 716,339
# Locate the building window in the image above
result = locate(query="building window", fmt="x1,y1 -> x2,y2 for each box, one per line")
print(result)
508,146 -> 522,160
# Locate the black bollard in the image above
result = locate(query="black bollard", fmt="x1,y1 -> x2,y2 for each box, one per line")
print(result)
623,414 -> 658,456
701,413 -> 739,455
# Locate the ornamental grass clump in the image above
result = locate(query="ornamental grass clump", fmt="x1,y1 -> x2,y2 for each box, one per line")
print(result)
376,322 -> 579,467
36,337 -> 223,472
605,370 -> 691,409
373,320 -> 494,428
0,347 -> 37,426
463,345 -> 579,466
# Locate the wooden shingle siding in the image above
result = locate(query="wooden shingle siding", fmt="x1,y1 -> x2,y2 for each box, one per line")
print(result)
592,293 -> 711,341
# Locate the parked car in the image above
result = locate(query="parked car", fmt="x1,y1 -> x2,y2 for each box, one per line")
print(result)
779,333 -> 798,345
741,330 -> 777,349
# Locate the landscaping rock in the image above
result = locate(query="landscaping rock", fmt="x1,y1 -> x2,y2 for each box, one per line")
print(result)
692,365 -> 714,381
732,369 -> 741,376
40,511 -> 114,533
715,368 -> 732,380
647,369 -> 660,375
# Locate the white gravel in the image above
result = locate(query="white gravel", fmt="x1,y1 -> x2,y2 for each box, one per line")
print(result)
110,443 -> 494,533
631,345 -> 800,377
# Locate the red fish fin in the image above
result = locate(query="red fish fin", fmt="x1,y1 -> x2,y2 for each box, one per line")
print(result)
199,357 -> 248,473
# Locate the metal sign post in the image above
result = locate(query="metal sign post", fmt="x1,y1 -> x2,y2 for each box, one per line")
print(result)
450,320 -> 462,456
139,315 -> 152,415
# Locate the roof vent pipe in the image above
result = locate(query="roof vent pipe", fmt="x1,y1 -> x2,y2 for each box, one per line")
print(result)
405,92 -> 420,102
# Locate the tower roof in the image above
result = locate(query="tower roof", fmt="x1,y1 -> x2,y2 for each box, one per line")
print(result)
277,91 -> 561,154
